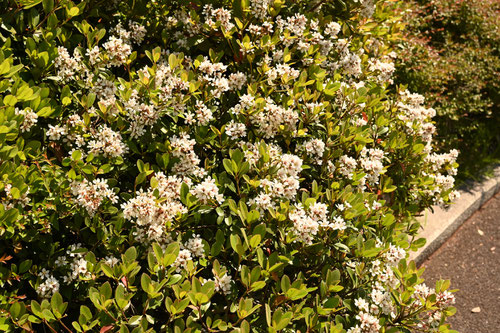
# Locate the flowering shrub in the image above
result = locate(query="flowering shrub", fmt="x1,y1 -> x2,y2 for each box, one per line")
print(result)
396,0 -> 500,182
0,0 -> 458,332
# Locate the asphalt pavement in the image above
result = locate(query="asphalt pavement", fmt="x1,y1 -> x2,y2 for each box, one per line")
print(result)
421,192 -> 500,332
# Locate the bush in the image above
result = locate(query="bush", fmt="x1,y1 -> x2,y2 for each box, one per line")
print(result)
0,0 -> 458,332
395,0 -> 500,183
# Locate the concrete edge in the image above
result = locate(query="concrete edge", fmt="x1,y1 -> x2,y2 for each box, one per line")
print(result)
410,165 -> 500,266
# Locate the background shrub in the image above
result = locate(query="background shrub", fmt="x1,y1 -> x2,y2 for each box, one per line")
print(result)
396,0 -> 500,183
0,0 -> 457,332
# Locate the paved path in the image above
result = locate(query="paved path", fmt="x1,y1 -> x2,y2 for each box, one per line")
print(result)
421,192 -> 500,332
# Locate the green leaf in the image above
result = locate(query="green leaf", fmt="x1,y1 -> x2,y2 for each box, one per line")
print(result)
99,282 -> 112,300
249,234 -> 261,248
0,60 -> 11,75
141,273 -> 152,293
124,247 -> 137,262
9,302 -> 22,319
21,0 -> 42,9
101,264 -> 114,278
223,159 -> 234,175
37,106 -> 54,117
50,292 -> 65,318
286,288 -> 309,300
71,150 -> 82,160
164,242 -> 180,266
19,259 -> 32,274
80,305 -> 92,321
68,6 -> 80,17
3,95 -> 17,106
230,234 -> 244,256
16,86 -> 34,101
250,281 -> 266,291
9,187 -> 20,199
42,0 -> 54,12
42,309 -> 56,321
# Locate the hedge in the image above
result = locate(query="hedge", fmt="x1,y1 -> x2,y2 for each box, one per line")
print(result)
396,0 -> 500,183
0,0 -> 457,332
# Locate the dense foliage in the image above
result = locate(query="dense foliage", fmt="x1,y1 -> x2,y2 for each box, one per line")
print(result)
396,0 -> 500,182
0,0 -> 458,332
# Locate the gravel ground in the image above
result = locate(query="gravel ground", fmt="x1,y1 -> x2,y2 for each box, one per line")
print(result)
421,192 -> 500,333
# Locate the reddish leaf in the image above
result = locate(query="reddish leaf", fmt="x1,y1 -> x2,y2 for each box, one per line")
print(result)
0,254 -> 13,264
100,325 -> 113,333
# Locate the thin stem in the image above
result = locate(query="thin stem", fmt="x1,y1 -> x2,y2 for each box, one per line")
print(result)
58,318 -> 75,333
102,308 -> 118,322
43,320 -> 59,333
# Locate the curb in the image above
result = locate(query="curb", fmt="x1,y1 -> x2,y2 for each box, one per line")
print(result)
410,165 -> 500,266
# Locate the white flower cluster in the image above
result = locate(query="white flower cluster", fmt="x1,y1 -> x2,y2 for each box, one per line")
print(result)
15,107 -> 38,132
301,138 -> 326,164
225,121 -> 247,139
37,270 -> 60,298
228,72 -> 247,91
197,57 -> 232,99
320,36 -> 364,78
266,63 -> 301,85
326,215 -> 348,231
155,60 -> 190,112
309,202 -> 329,224
348,244 -> 407,332
112,21 -> 146,45
183,234 -> 205,257
126,101 -> 160,138
213,272 -> 232,295
103,255 -> 120,267
173,235 -> 206,272
198,266 -> 233,295
2,183 -> 30,210
88,125 -> 128,158
190,177 -> 224,205
53,244 -> 92,284
103,36 -> 132,67
289,205 -> 320,244
358,0 -> 376,18
71,178 -> 118,217
325,22 -> 341,37
339,155 -> 358,179
251,98 -> 298,138
101,22 -> 145,67
359,147 -> 386,187
289,199 -> 348,244
203,5 -> 234,31
92,78 -> 119,117
173,249 -> 192,273
249,0 -> 272,19
170,133 -> 207,177
185,100 -> 213,126
61,115 -> 86,153
249,192 -> 275,213
67,257 -> 91,282
368,58 -> 396,84
46,124 -> 67,141
54,46 -> 83,81
426,149 -> 458,173
340,50 -> 363,77
425,148 -> 460,202
270,153 -> 302,198
397,90 -> 437,143
413,285 -> 455,330
247,151 -> 305,216
122,173 -> 189,244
